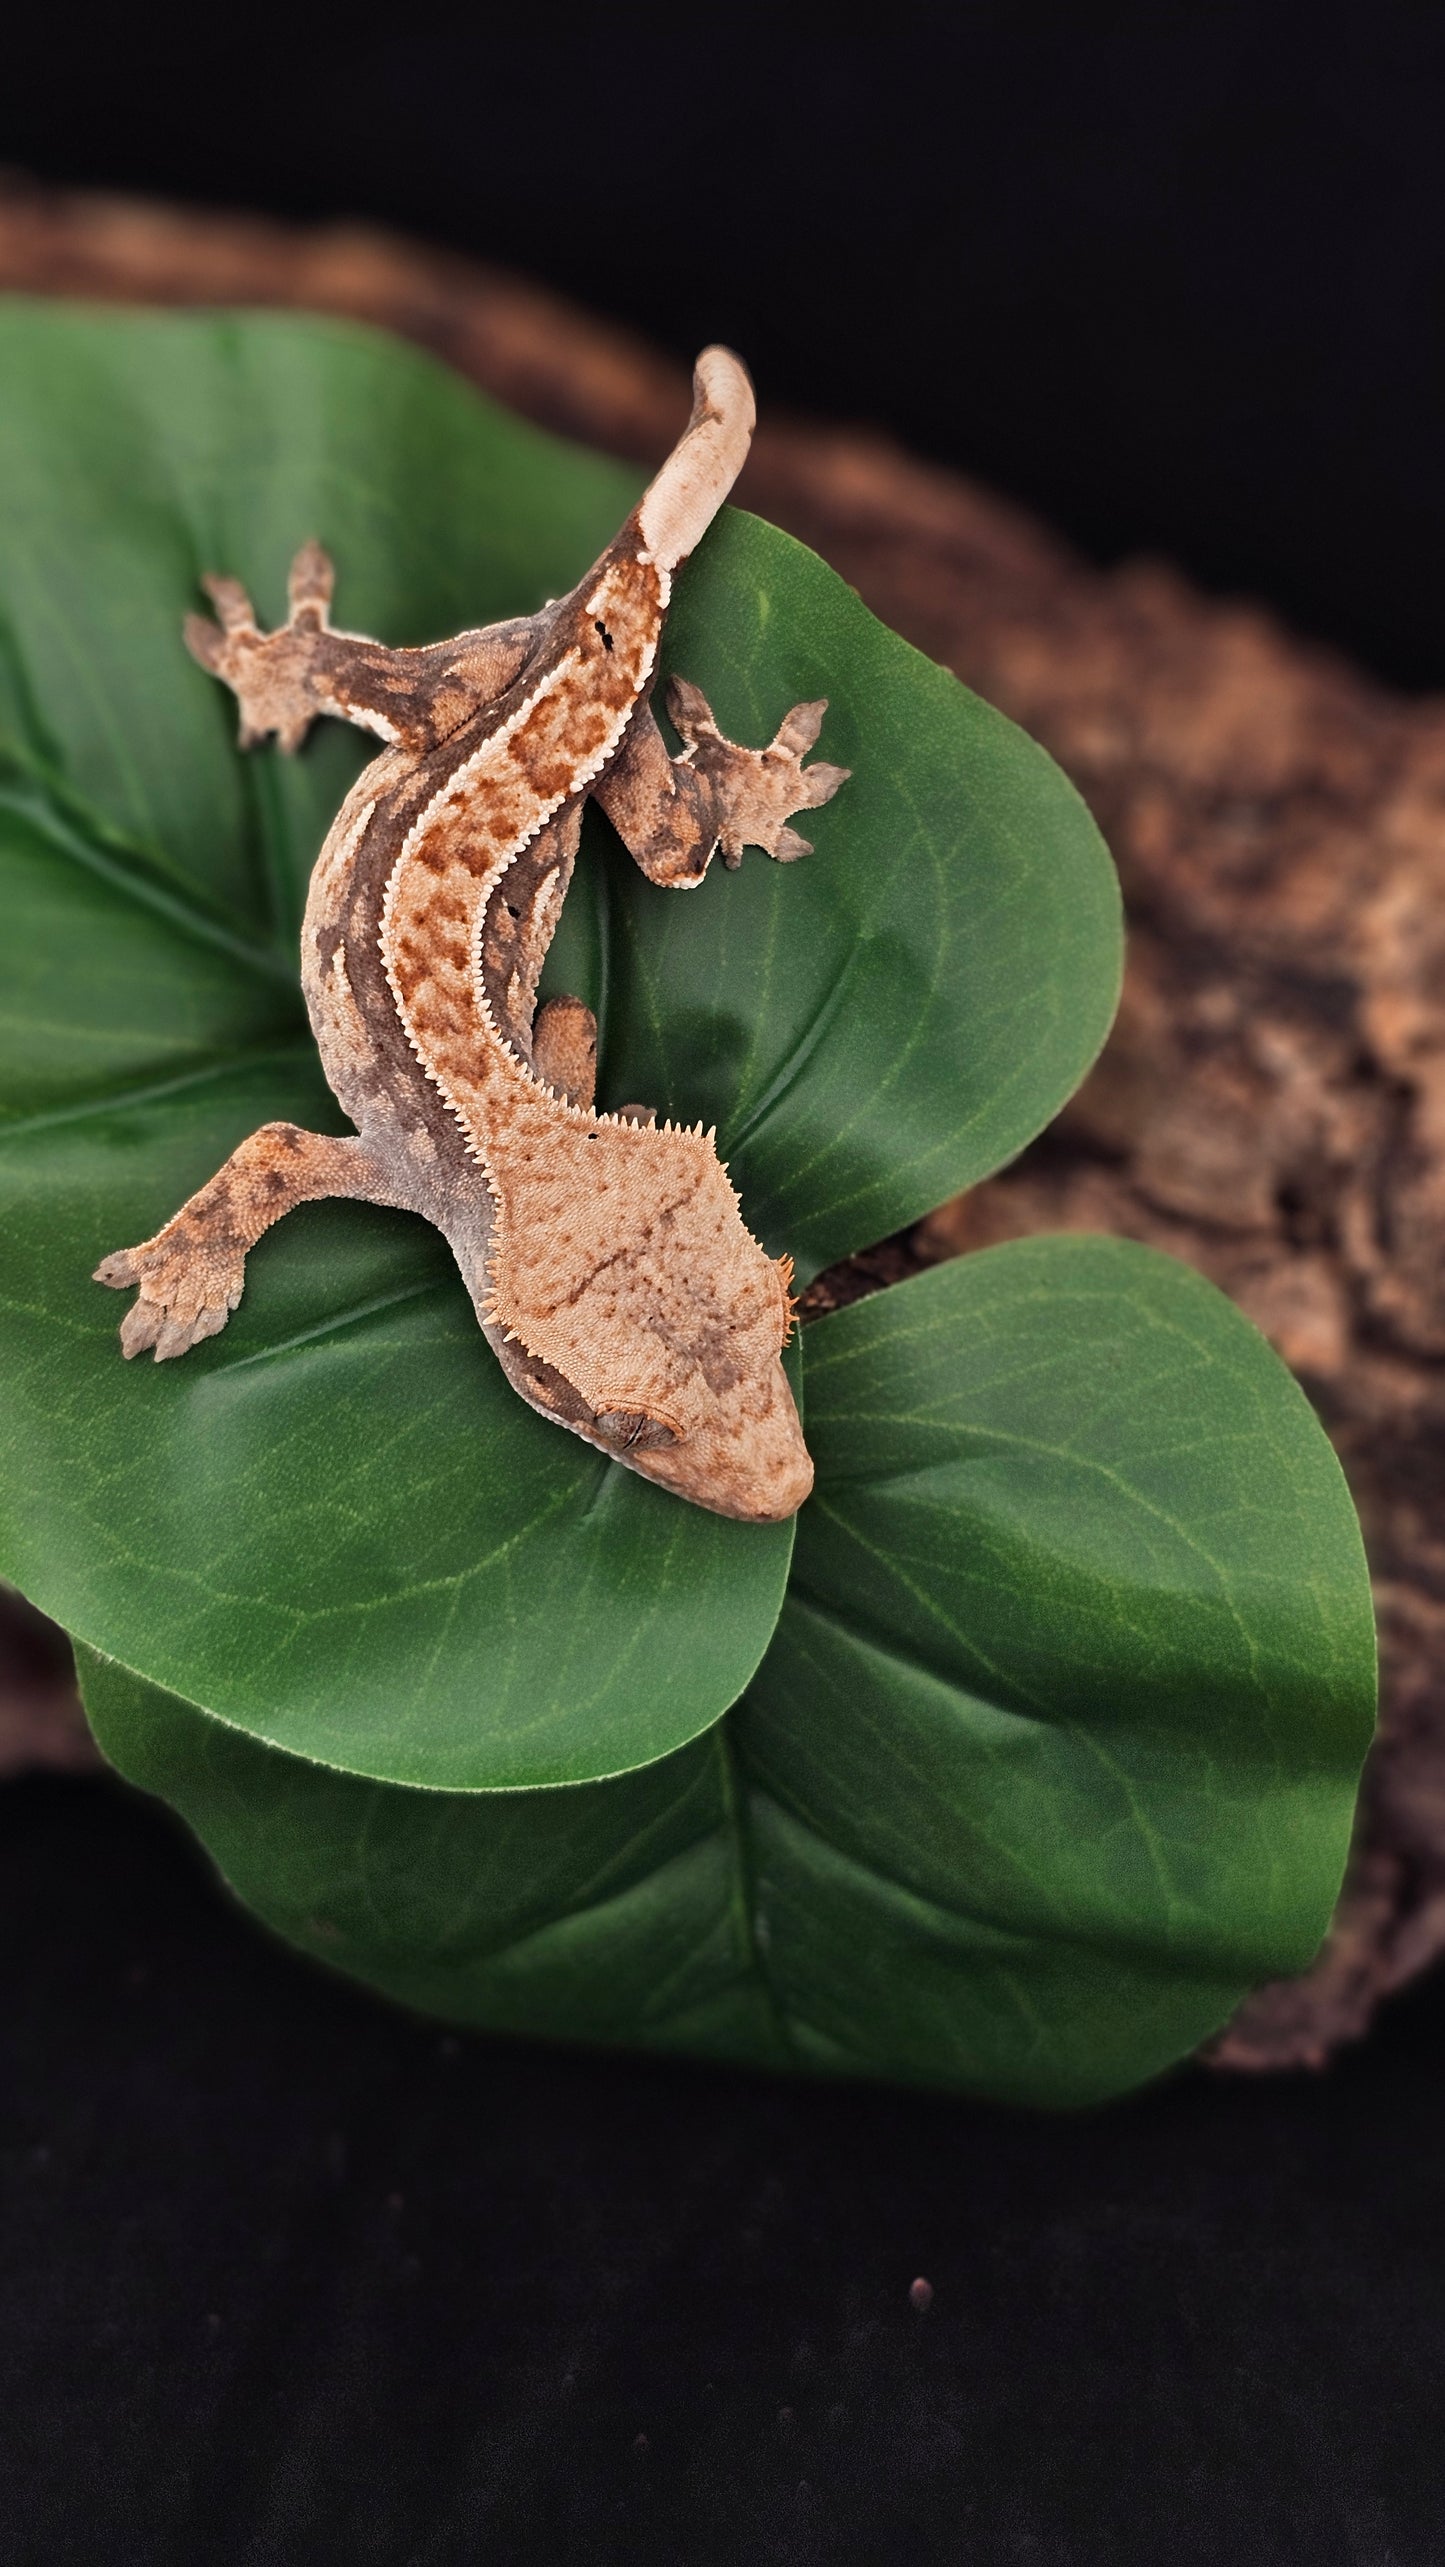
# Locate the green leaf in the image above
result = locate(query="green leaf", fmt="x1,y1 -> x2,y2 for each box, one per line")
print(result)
0,303 -> 640,950
1,307 -> 1374,2100
79,1242 -> 1375,2106
0,1051 -> 801,1788
0,304 -> 1120,1791
751,1240 -> 1375,2092
553,511 -> 1122,1277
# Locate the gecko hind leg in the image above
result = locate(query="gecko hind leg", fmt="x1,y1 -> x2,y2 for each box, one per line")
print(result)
668,681 -> 850,869
593,686 -> 848,885
184,542 -> 340,754
95,1123 -> 401,1360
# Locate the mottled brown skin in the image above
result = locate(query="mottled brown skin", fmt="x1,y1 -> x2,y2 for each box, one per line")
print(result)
95,349 -> 848,1522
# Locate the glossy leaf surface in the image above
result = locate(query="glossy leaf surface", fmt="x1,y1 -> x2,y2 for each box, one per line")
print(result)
0,305 -> 1119,1789
82,1245 -> 1375,2105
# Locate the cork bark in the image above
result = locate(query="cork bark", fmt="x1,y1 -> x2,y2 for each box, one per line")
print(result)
4,171 -> 1442,2067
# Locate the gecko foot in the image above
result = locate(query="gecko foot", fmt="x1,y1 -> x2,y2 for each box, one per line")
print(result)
94,1230 -> 246,1361
665,678 -> 850,869
184,539 -> 336,754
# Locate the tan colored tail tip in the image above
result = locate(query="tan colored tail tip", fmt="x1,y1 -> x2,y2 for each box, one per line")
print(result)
691,345 -> 756,435
637,347 -> 756,572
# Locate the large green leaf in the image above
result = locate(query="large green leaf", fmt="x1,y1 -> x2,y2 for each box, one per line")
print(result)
554,511 -> 1121,1274
81,1243 -> 1376,2106
0,306 -> 1374,2100
0,304 -> 1119,1789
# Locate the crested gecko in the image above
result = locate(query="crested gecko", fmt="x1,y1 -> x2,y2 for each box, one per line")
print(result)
96,349 -> 848,1523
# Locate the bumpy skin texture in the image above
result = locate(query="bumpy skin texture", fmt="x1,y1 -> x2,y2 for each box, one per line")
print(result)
96,350 -> 849,1523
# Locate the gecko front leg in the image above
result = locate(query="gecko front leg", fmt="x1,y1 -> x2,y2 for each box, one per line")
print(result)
95,1125 -> 405,1359
594,682 -> 849,885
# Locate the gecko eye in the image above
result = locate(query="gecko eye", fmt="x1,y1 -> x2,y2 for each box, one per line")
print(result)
594,620 -> 615,653
593,1408 -> 678,1452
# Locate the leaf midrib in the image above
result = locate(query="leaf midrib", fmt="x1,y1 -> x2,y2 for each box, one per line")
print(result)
0,732 -> 296,988
0,1041 -> 317,1145
712,1718 -> 797,2069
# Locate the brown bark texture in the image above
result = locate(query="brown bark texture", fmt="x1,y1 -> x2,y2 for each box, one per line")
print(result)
3,170 -> 1442,2068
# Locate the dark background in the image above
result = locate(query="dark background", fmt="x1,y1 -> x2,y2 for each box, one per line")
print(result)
9,0 -> 1445,691
5,5 -> 1445,2561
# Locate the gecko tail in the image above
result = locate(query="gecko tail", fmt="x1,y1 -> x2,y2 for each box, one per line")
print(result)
636,347 -> 756,573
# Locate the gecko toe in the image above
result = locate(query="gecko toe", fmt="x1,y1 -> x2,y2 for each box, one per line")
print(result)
287,539 -> 335,631
93,1249 -> 141,1289
201,574 -> 258,635
182,614 -> 226,674
800,761 -> 850,809
153,1314 -> 202,1361
119,1299 -> 164,1359
664,675 -> 718,740
775,699 -> 828,755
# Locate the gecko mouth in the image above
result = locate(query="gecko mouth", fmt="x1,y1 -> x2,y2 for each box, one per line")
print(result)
490,1297 -> 811,1519
614,1369 -> 814,1523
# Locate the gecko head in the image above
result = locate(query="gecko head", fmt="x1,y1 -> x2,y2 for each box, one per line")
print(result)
491,1126 -> 813,1524
589,1265 -> 813,1525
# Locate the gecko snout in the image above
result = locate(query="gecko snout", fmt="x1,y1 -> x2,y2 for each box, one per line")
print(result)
619,1360 -> 813,1523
